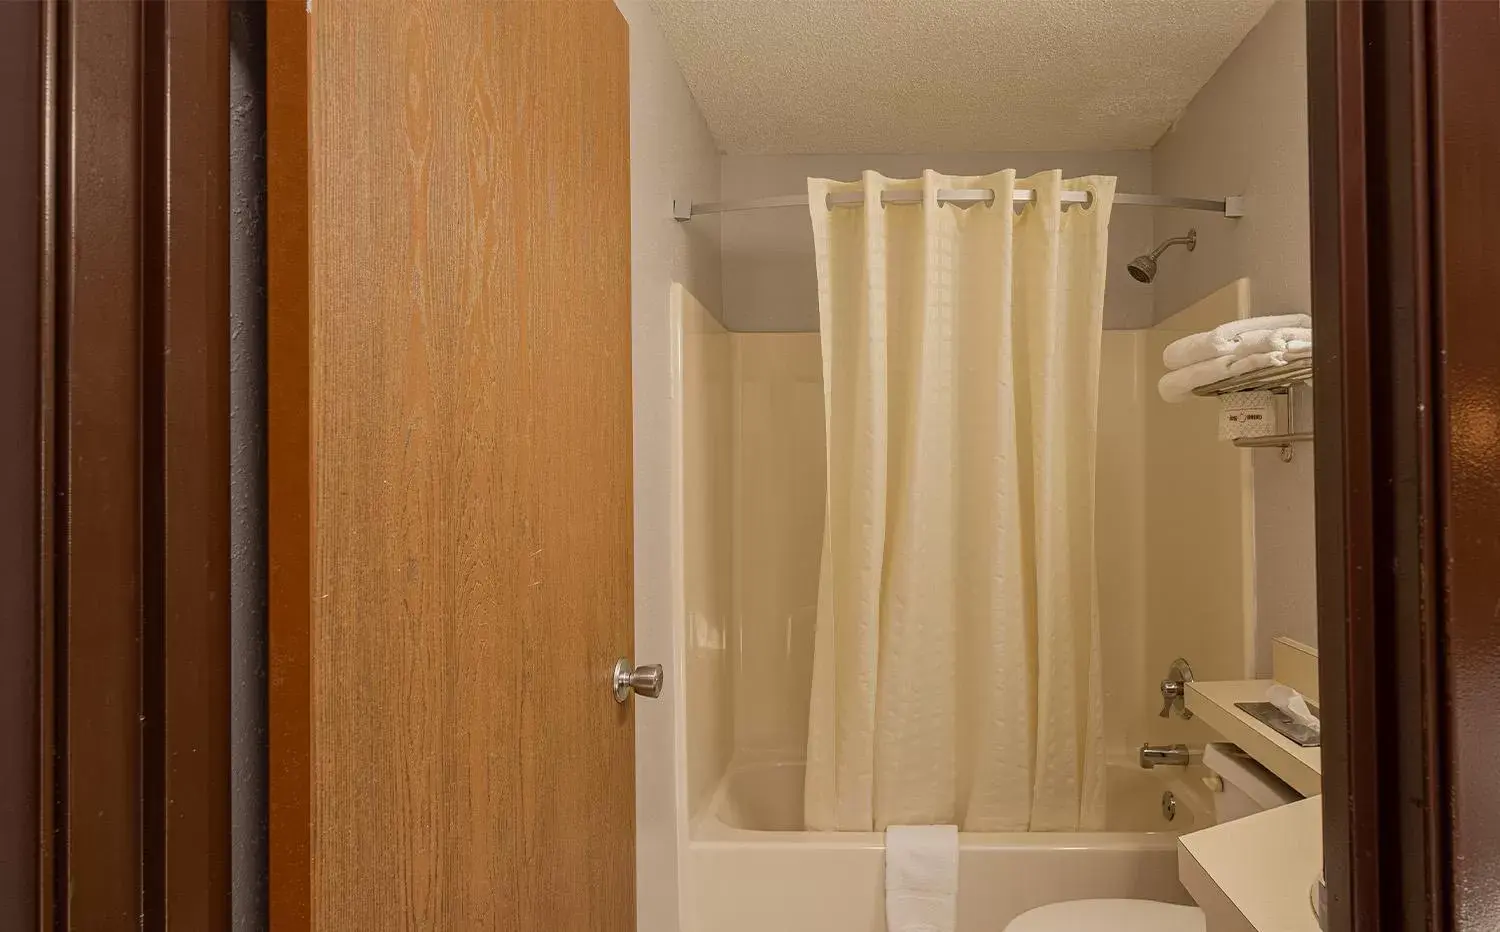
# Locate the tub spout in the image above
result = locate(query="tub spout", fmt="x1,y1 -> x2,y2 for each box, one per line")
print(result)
1138,743 -> 1191,769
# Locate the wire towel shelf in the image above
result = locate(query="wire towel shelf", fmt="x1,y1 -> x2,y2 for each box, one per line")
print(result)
1193,359 -> 1314,462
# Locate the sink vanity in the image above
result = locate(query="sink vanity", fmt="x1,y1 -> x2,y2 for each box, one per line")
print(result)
1176,638 -> 1325,932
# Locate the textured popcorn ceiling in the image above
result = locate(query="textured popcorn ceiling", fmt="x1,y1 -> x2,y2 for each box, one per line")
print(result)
649,0 -> 1276,154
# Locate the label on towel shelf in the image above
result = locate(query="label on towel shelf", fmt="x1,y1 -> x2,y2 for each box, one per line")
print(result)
1219,391 -> 1278,441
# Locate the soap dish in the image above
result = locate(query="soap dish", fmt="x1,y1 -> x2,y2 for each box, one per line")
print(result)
1235,701 -> 1321,747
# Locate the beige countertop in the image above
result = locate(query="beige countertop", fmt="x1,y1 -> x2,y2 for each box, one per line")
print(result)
1185,679 -> 1321,797
1178,796 -> 1323,932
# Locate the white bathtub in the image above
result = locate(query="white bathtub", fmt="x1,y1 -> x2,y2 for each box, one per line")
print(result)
683,761 -> 1208,932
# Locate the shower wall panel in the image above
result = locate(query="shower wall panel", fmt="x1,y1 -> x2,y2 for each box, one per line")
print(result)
677,287 -> 735,819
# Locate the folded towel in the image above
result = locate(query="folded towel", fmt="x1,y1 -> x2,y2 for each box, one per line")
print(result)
1232,327 -> 1312,357
1157,355 -> 1236,403
1226,347 -> 1312,376
1162,314 -> 1313,370
886,825 -> 958,932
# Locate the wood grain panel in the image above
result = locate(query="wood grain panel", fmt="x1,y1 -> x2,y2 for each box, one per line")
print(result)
305,2 -> 633,928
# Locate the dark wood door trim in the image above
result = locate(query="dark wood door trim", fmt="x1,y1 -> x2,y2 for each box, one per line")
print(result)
61,2 -> 151,918
1,1 -> 234,926
1428,1 -> 1500,922
0,2 -> 52,927
1309,2 -> 1439,929
265,3 -> 311,929
1310,1 -> 1500,929
142,1 -> 233,924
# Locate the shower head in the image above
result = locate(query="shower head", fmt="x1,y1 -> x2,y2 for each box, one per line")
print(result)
1127,229 -> 1197,283
1126,254 -> 1159,284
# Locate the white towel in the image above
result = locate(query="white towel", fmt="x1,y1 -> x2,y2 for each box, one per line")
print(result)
1232,327 -> 1312,357
1162,314 -> 1313,370
885,825 -> 958,932
1227,347 -> 1312,376
1157,354 -> 1236,403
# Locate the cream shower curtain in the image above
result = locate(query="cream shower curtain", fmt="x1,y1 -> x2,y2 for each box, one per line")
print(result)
804,169 -> 1113,833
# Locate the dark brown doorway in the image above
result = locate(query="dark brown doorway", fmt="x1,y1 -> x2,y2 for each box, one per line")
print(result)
1310,1 -> 1500,929
0,1 -> 235,928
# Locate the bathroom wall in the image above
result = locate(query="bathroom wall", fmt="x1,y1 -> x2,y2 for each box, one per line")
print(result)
614,2 -> 722,929
229,5 -> 267,929
1150,0 -> 1315,672
719,152 -> 1156,332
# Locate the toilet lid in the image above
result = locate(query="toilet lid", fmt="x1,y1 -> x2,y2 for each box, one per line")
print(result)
1003,898 -> 1206,932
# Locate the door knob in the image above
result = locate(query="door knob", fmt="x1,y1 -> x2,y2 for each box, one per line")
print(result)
613,659 -> 664,702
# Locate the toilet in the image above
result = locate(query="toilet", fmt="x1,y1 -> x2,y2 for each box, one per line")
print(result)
1002,743 -> 1300,932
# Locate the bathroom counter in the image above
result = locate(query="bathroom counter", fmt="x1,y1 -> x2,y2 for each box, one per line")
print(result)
1177,796 -> 1323,932
1184,679 -> 1321,796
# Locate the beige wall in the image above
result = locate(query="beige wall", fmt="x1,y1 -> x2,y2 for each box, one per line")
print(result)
616,2 -> 721,928
1150,0 -> 1316,672
719,152 -> 1158,332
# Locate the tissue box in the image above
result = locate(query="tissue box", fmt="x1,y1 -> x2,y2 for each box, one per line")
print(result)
1218,391 -> 1277,441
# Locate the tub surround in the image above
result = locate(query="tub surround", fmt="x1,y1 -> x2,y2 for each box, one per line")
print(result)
1177,796 -> 1322,932
687,764 -> 1203,932
671,291 -> 1258,930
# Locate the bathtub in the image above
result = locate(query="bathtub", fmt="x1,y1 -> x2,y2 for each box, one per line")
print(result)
683,760 -> 1208,932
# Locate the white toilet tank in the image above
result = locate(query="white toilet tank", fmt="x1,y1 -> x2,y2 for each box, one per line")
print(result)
1202,742 -> 1301,823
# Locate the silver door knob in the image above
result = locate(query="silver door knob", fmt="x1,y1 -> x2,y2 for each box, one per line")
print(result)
613,658 -> 664,702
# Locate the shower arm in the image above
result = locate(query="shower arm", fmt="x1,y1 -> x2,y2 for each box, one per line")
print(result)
1146,233 -> 1197,262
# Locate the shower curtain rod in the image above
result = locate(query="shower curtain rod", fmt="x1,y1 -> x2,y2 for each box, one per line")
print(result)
672,190 -> 1245,220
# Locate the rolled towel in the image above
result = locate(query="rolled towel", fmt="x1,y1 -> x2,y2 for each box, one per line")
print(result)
1157,354 -> 1236,403
1227,347 -> 1312,377
886,825 -> 958,932
1232,327 -> 1312,357
1162,313 -> 1313,370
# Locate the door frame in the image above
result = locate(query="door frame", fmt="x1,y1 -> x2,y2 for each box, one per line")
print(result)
0,2 -> 51,925
0,1 -> 235,926
265,2 -> 312,928
1308,1 -> 1500,929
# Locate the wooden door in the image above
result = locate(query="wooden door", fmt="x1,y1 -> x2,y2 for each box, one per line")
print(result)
267,2 -> 635,929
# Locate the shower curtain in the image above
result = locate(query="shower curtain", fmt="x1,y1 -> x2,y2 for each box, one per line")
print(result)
803,169 -> 1113,833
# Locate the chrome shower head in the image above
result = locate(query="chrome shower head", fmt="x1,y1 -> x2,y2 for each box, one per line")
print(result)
1127,229 -> 1197,283
1127,254 -> 1159,283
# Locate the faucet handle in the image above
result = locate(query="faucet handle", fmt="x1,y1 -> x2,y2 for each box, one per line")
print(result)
1158,680 -> 1184,718
1158,657 -> 1194,720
